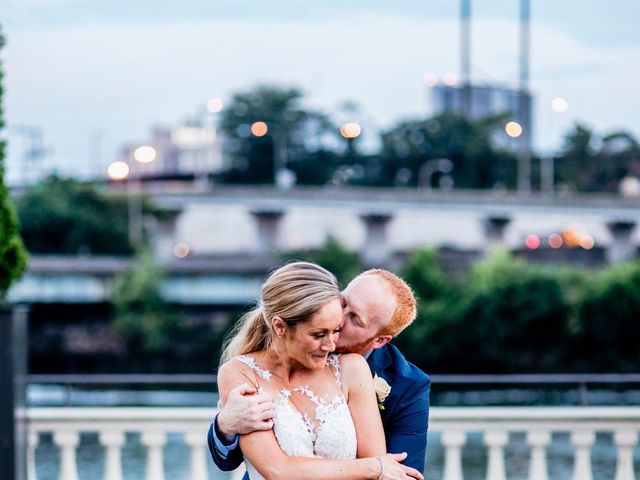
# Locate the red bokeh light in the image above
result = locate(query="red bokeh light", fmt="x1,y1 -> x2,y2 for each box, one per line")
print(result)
525,234 -> 541,250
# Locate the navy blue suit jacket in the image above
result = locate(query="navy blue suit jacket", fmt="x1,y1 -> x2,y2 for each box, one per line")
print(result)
207,343 -> 431,474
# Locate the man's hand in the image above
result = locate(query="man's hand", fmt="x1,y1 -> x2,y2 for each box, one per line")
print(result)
378,452 -> 424,480
217,384 -> 276,443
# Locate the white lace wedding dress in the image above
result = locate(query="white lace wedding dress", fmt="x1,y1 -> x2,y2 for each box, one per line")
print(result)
233,354 -> 358,479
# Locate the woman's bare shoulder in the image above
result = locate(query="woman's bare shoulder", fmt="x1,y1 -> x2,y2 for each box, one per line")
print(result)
337,353 -> 372,380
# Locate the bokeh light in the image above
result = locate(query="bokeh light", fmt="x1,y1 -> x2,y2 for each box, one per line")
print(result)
525,234 -> 541,250
207,98 -> 224,113
107,161 -> 130,180
423,73 -> 438,87
174,242 -> 190,258
580,235 -> 595,250
340,122 -> 362,139
551,97 -> 568,113
133,145 -> 157,164
251,121 -> 269,137
548,233 -> 563,249
505,121 -> 523,138
442,72 -> 458,86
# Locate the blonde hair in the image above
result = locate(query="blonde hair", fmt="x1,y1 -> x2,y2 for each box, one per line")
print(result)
359,269 -> 417,337
220,262 -> 340,364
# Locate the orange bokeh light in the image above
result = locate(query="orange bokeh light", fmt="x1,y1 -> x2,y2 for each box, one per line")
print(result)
251,121 -> 269,137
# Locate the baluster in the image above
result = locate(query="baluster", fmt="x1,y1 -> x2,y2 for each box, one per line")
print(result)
442,430 -> 466,480
27,431 -> 39,480
484,430 -> 508,480
184,431 -> 208,480
570,429 -> 595,480
526,429 -> 551,480
614,429 -> 638,480
53,430 -> 80,480
99,431 -> 125,480
141,431 -> 167,480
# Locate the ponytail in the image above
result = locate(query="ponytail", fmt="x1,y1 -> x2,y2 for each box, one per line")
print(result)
220,306 -> 271,365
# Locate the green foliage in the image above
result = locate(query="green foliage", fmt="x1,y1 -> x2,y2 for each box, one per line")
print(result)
574,262 -> 640,371
112,252 -> 181,352
394,248 -> 458,366
17,176 -> 134,255
217,85 -> 336,184
378,113 -> 517,189
398,251 -> 573,373
457,254 -> 570,372
283,235 -> 362,288
0,27 -> 28,298
556,124 -> 640,192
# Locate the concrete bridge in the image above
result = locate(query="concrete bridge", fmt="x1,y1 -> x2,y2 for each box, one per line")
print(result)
149,186 -> 639,265
9,187 -> 640,306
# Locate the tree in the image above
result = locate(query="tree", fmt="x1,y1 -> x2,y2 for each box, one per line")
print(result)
283,235 -> 362,287
217,85 -> 337,185
0,28 -> 28,297
393,248 -> 458,368
555,124 -> 640,192
573,262 -> 640,371
17,176 -> 134,255
378,113 -> 516,189
112,252 -> 181,353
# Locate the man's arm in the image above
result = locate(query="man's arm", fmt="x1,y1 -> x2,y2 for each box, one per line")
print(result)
207,415 -> 244,471
385,375 -> 431,473
207,383 -> 275,471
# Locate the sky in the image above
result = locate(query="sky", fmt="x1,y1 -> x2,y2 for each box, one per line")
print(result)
2,0 -> 640,185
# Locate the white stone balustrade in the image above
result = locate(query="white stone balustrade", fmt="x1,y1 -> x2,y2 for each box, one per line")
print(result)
27,407 -> 640,480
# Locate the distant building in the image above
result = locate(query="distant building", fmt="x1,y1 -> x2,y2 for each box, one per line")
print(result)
430,82 -> 533,152
119,119 -> 224,180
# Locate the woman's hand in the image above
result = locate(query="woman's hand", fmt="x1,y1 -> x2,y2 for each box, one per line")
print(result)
377,453 -> 424,480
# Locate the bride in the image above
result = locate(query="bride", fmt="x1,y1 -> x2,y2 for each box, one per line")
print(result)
217,262 -> 422,480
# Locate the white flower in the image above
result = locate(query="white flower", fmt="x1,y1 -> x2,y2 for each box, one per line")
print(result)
373,374 -> 391,408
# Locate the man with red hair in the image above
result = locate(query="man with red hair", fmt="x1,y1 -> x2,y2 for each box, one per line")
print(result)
209,268 -> 431,477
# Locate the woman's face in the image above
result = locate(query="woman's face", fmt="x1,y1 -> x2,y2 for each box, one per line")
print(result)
284,298 -> 344,369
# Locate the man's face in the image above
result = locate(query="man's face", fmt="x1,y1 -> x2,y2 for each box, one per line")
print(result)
335,274 -> 397,355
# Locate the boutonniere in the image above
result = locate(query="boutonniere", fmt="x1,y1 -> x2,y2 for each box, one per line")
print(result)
373,374 -> 391,410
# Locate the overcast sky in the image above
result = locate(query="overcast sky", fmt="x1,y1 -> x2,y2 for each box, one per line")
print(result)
2,1 -> 640,184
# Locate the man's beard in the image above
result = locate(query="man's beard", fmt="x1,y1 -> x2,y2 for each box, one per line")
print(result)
335,335 -> 377,355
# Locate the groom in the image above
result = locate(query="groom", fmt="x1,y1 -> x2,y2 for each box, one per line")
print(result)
208,268 -> 431,476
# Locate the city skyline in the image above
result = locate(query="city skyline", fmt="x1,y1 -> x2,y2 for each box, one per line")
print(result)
3,0 -> 640,184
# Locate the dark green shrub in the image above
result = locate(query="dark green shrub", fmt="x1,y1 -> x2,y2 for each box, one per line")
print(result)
574,262 -> 640,372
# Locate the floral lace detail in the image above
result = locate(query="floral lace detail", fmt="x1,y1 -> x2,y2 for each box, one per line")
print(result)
235,354 -> 357,479
236,355 -> 272,380
327,354 -> 342,387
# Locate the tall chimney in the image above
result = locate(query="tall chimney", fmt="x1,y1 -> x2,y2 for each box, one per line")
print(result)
460,0 -> 472,115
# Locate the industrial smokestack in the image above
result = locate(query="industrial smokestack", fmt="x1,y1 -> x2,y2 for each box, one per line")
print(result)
460,0 -> 472,115
460,0 -> 471,85
517,0 -> 532,194
519,0 -> 530,89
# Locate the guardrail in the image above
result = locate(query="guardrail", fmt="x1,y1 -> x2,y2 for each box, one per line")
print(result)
25,406 -> 640,480
27,373 -> 640,407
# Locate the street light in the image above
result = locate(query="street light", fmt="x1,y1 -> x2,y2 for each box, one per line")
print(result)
251,121 -> 295,189
541,97 -> 569,196
107,145 -> 156,247
418,158 -> 454,193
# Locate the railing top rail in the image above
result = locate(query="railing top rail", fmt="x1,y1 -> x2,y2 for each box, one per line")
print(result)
25,406 -> 640,422
26,373 -> 640,385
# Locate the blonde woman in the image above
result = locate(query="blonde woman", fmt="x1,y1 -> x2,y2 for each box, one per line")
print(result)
217,262 -> 422,480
